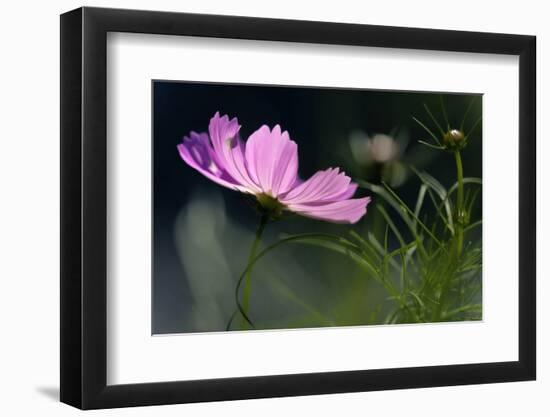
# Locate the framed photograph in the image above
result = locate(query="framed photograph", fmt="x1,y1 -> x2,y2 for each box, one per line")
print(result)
60,6 -> 536,409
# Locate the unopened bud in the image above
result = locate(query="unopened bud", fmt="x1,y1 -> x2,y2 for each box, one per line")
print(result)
443,129 -> 465,149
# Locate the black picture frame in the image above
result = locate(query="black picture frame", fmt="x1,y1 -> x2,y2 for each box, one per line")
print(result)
60,6 -> 536,410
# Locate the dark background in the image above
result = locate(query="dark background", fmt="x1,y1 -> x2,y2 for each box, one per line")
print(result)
153,81 -> 482,334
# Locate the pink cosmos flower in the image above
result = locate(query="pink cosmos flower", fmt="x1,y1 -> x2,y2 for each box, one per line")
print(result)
178,112 -> 370,224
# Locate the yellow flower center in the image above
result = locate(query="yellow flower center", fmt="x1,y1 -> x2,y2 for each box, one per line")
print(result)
255,193 -> 286,217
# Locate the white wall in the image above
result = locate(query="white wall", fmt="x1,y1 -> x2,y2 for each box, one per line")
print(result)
0,0 -> 546,415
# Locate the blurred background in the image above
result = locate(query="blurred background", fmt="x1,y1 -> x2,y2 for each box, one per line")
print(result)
153,81 -> 482,334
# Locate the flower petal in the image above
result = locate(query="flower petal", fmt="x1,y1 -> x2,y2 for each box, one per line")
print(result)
286,197 -> 371,224
208,112 -> 261,193
280,168 -> 354,205
244,124 -> 299,197
177,131 -> 248,192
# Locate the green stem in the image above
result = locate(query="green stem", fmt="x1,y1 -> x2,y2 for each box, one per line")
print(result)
434,151 -> 465,321
240,214 -> 268,328
433,150 -> 465,321
454,150 -> 464,257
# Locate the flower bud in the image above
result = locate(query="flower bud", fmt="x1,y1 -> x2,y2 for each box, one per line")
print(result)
443,129 -> 465,148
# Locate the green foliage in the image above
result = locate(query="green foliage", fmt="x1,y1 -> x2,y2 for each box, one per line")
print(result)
260,169 -> 482,324
357,174 -> 482,323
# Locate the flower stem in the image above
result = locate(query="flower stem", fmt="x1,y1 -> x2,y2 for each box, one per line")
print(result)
454,150 -> 464,257
240,214 -> 268,328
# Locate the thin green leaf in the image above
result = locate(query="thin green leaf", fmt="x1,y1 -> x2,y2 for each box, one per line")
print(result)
439,95 -> 450,131
464,220 -> 482,233
446,177 -> 482,201
466,116 -> 482,138
383,224 -> 390,276
368,232 -> 400,271
377,204 -> 406,247
412,167 -> 446,199
425,189 -> 454,235
387,241 -> 417,258
441,304 -> 482,320
411,167 -> 455,233
382,182 -> 445,249
349,230 -> 381,263
414,184 -> 428,219
466,187 -> 481,219
412,116 -> 442,146
358,180 -> 415,231
418,140 -> 444,150
461,97 -> 477,131
284,235 -> 380,280
424,102 -> 445,135
408,291 -> 426,310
